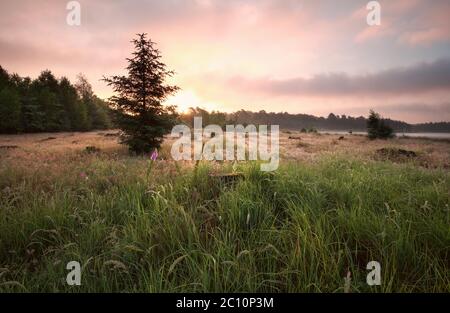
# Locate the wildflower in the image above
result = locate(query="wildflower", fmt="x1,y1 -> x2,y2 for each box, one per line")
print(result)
146,149 -> 158,180
150,149 -> 158,161
80,172 -> 88,180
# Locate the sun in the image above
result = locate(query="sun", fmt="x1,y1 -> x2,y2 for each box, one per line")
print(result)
166,89 -> 219,114
166,90 -> 200,113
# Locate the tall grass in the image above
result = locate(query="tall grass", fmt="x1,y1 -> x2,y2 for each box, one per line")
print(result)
0,155 -> 448,292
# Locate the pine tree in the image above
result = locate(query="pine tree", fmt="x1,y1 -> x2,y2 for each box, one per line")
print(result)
367,110 -> 394,139
367,110 -> 380,139
103,33 -> 179,153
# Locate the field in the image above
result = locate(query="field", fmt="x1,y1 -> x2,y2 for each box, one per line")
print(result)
0,130 -> 449,292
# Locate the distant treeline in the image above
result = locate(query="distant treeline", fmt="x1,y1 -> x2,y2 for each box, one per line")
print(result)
0,65 -> 112,133
1,64 -> 448,134
181,108 -> 450,133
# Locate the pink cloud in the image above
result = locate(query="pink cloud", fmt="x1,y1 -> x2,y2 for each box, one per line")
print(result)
352,0 -> 450,45
399,2 -> 450,45
354,21 -> 393,43
399,28 -> 450,46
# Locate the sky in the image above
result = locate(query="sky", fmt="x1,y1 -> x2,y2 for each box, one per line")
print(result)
1,0 -> 450,123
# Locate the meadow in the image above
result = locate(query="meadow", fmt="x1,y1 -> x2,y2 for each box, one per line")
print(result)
0,131 -> 449,292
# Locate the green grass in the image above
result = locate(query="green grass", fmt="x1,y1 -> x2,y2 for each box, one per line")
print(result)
0,155 -> 449,292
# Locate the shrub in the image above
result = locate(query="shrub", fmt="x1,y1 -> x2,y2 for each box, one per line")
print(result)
85,146 -> 100,154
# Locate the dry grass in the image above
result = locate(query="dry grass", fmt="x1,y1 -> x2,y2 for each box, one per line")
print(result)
280,131 -> 450,168
2,130 -> 448,169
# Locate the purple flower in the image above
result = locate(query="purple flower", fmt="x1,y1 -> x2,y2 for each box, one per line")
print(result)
150,149 -> 158,161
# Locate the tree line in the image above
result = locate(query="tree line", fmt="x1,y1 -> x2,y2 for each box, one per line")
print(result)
1,61 -> 448,137
180,108 -> 450,133
0,65 -> 112,133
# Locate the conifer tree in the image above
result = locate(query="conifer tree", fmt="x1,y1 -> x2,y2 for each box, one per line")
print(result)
367,110 -> 394,139
103,33 -> 179,153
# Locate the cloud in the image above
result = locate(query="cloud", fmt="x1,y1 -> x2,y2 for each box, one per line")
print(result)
354,102 -> 450,123
352,0 -> 450,45
381,102 -> 450,115
354,22 -> 394,43
0,0 -> 449,123
227,59 -> 450,97
397,3 -> 450,45
399,28 -> 449,46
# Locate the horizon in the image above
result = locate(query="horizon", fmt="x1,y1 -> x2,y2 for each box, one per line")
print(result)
2,62 -> 449,125
1,0 -> 450,123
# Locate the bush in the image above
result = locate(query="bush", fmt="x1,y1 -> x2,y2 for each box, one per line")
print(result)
85,146 -> 101,154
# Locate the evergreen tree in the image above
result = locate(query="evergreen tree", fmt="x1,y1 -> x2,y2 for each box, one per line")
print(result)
367,110 -> 380,139
104,33 -> 179,153
367,110 -> 394,139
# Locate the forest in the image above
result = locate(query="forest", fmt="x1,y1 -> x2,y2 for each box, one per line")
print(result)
0,65 -> 112,133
